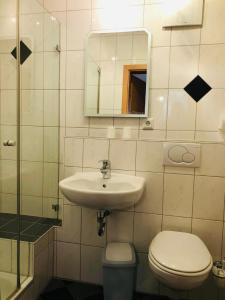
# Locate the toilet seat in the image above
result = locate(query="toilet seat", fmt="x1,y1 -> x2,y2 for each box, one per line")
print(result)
149,231 -> 212,276
149,251 -> 212,277
148,231 -> 213,290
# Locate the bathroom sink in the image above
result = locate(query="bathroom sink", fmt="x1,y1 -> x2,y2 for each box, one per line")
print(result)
59,172 -> 145,210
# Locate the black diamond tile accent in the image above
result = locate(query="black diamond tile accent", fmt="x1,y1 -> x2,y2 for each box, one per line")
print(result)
11,40 -> 32,64
184,75 -> 212,102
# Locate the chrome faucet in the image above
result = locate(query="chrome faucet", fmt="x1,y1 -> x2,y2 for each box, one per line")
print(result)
99,160 -> 111,179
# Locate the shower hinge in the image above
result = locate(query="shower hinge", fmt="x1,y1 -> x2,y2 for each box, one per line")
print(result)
52,204 -> 60,212
56,44 -> 61,52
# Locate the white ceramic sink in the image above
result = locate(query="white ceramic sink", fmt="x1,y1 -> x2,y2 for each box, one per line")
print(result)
59,172 -> 145,210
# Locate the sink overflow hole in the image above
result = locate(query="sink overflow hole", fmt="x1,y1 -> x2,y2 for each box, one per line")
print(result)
103,184 -> 106,188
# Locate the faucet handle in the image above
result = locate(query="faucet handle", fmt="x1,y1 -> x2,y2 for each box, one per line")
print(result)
98,160 -> 111,168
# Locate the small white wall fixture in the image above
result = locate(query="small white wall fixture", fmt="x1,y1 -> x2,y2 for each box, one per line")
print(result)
162,0 -> 204,27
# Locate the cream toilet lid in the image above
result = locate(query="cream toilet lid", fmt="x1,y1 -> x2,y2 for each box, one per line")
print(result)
149,231 -> 212,273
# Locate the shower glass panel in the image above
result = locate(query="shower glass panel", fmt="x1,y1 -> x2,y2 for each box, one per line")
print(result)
0,0 -> 60,298
0,0 -> 20,298
19,0 -> 60,220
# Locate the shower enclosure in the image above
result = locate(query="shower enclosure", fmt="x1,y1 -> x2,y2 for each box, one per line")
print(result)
0,0 -> 60,298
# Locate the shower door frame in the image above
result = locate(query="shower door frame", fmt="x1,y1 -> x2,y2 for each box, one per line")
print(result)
16,0 -> 21,289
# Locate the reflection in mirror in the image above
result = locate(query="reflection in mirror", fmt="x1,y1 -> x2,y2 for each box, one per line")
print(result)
84,30 -> 150,118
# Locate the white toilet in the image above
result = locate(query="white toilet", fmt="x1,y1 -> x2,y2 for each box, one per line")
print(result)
148,231 -> 213,290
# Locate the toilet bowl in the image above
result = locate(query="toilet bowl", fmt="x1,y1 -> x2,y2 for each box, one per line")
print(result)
148,231 -> 213,290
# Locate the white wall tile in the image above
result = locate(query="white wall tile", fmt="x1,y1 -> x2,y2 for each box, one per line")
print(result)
195,131 -> 225,143
81,208 -> 106,247
171,27 -> 201,46
150,47 -> 170,89
167,89 -> 196,131
193,176 -> 225,221
21,196 -> 43,217
12,241 -> 30,276
66,90 -> 89,128
0,194 -> 17,214
166,130 -> 195,141
201,0 -> 225,44
0,90 -> 17,125
0,126 -> 17,160
57,205 -> 81,243
44,52 -> 60,89
92,6 -> 143,30
109,140 -> 136,170
0,54 -> 17,90
44,12 -> 60,52
21,90 -> 43,126
67,10 -> 91,51
89,117 -> 113,128
65,138 -> 83,167
163,173 -> 194,218
21,53 -> 44,90
199,44 -> 225,88
44,0 -> 66,11
169,46 -> 199,88
134,213 -> 162,252
21,161 -> 43,197
139,129 -> 166,141
44,127 -> 59,162
192,219 -> 223,260
196,89 -> 225,131
52,12 -> 67,51
21,126 -> 43,161
83,138 -> 109,168
68,0 -> 92,10
162,215 -> 192,233
136,252 -> 159,294
81,245 -> 103,285
144,4 -> 171,47
0,160 -> 17,194
196,143 -> 225,177
66,51 -> 84,89
135,172 -> 163,214
107,211 -> 134,243
136,141 -> 164,172
56,242 -> 80,280
43,163 -> 59,197
0,239 -> 12,272
21,14 -> 44,52
149,89 -> 168,130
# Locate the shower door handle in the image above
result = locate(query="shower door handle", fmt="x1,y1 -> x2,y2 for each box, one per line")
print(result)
3,140 -> 16,147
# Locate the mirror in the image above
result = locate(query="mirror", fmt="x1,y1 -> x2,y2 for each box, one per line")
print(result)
84,29 -> 151,118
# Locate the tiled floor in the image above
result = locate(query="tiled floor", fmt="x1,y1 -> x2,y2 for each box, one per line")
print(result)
0,213 -> 61,242
39,279 -> 170,300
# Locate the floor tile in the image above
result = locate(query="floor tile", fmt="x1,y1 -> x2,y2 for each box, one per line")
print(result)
40,287 -> 74,300
40,279 -> 171,300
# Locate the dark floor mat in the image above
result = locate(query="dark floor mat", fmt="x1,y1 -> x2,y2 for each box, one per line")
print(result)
84,295 -> 104,300
40,287 -> 74,300
66,281 -> 103,300
134,292 -> 170,300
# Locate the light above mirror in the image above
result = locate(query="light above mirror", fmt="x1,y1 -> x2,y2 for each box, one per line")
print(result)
84,29 -> 151,118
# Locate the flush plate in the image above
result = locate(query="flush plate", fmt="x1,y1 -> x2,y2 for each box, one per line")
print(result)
163,143 -> 201,168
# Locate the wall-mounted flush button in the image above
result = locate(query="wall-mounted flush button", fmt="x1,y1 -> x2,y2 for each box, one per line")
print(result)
163,143 -> 201,168
183,152 -> 195,163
